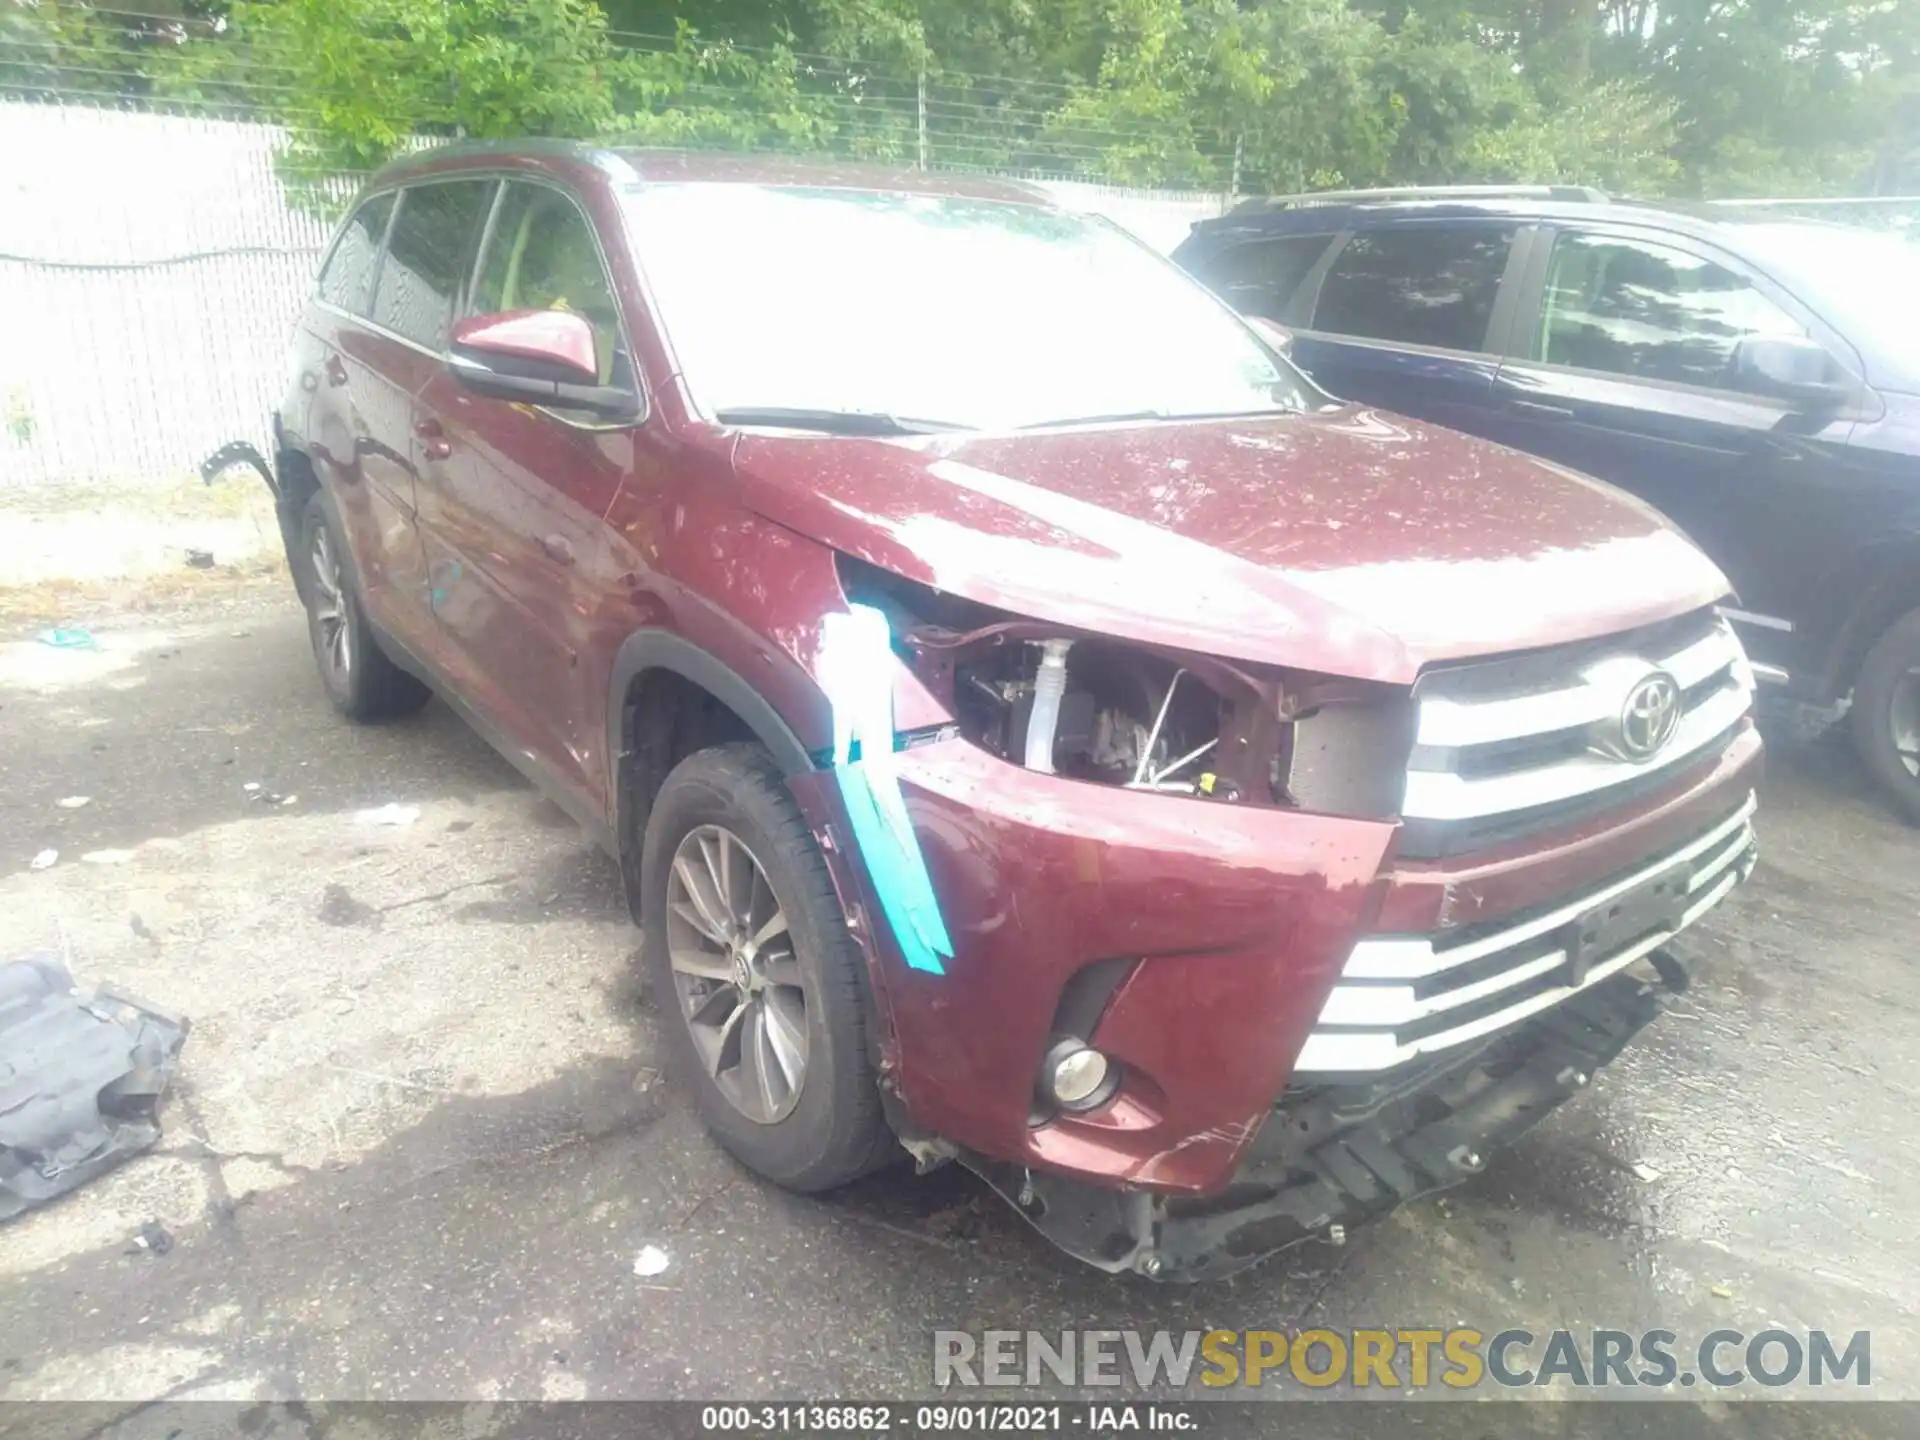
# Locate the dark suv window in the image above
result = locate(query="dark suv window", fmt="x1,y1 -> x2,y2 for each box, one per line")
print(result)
1535,231 -> 1808,390
371,179 -> 494,349
1312,226 -> 1516,352
316,192 -> 395,315
1200,234 -> 1334,322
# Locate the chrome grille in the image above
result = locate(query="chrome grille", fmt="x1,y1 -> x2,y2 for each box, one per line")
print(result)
1397,610 -> 1753,855
1295,794 -> 1757,1074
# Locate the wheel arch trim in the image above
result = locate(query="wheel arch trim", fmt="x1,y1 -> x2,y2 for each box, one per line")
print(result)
607,629 -> 816,854
1820,530 -> 1920,699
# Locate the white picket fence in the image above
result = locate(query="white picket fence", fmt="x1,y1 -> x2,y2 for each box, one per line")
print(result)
0,102 -> 1227,490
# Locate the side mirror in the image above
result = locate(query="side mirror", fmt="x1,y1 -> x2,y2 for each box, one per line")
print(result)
1244,314 -> 1294,355
1733,335 -> 1859,412
447,310 -> 638,420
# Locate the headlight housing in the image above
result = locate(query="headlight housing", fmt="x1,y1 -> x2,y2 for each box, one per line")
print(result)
837,555 -> 1414,819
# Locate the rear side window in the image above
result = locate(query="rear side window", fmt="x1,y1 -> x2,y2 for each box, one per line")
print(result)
1312,226 -> 1517,352
316,192 -> 394,315
1198,234 -> 1333,321
1534,231 -> 1807,389
372,179 -> 494,348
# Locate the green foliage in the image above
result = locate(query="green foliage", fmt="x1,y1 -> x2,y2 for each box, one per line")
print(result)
19,0 -> 1920,197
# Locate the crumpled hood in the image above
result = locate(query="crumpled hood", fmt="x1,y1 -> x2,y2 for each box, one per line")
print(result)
731,407 -> 1729,685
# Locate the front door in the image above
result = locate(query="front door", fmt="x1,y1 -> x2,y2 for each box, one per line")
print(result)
1486,226 -> 1862,677
412,179 -> 640,815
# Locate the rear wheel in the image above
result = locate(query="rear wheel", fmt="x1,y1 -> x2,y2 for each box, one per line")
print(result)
1849,606 -> 1920,824
641,744 -> 894,1190
298,491 -> 430,722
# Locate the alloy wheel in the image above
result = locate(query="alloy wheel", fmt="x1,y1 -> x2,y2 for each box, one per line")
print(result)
664,824 -> 809,1124
1893,667 -> 1920,780
308,527 -> 353,684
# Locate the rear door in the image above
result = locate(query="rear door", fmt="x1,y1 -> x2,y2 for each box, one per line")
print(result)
1286,220 -> 1524,438
1487,225 -> 1863,673
303,190 -> 439,654
411,178 -> 641,814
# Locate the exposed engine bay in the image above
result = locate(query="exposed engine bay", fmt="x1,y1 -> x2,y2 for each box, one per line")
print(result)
837,556 -> 1413,817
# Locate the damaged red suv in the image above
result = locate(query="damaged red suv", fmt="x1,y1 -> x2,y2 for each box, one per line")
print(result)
261,143 -> 1761,1280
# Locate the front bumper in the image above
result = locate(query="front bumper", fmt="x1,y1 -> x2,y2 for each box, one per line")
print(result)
973,964 -> 1674,1281
786,720 -> 1761,1198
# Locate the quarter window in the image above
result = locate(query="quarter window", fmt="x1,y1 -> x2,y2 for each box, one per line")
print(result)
1200,234 -> 1334,322
1534,232 -> 1807,389
316,192 -> 394,315
371,180 -> 494,349
470,182 -> 629,386
1312,226 -> 1516,352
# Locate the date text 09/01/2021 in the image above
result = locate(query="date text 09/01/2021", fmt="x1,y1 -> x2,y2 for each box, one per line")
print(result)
700,1404 -> 1197,1433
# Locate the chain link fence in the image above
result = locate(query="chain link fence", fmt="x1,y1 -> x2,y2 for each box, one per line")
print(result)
0,98 -> 1234,490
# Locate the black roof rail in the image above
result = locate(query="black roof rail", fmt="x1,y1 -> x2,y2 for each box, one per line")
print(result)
1229,183 -> 1609,214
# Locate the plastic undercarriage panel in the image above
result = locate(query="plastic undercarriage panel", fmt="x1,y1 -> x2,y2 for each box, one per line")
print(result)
0,957 -> 190,1222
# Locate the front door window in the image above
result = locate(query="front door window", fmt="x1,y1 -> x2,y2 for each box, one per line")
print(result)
1534,232 -> 1806,391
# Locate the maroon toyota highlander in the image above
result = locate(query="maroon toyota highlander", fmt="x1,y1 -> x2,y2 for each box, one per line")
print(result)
254,143 -> 1761,1280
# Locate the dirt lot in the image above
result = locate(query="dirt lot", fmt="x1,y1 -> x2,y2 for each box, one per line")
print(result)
2,597 -> 1917,1421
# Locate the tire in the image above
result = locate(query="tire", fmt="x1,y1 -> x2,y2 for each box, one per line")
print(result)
1849,605 -> 1920,825
297,490 -> 431,722
641,743 -> 895,1191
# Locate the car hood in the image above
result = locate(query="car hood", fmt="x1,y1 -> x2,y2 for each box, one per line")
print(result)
730,407 -> 1728,686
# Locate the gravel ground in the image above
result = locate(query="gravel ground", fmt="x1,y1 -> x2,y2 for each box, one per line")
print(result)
1,598 -> 1915,1430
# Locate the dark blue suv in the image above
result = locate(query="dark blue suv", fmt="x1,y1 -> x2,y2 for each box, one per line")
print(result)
1176,186 -> 1920,821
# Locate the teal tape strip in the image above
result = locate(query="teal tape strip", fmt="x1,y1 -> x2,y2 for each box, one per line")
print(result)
818,606 -> 954,975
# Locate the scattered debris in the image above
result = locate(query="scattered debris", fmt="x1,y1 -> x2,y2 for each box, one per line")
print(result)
184,548 -> 216,570
243,782 -> 262,793
248,789 -> 298,807
1711,1283 -> 1735,1300
1631,1162 -> 1664,1183
0,956 -> 191,1223
81,849 -> 135,865
36,627 -> 98,651
30,849 -> 58,871
132,1219 -> 174,1256
317,883 -> 380,928
356,803 -> 421,827
54,796 -> 91,810
632,1245 -> 671,1277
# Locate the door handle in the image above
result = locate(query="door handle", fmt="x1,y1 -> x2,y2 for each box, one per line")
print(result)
413,417 -> 452,461
1507,398 -> 1576,420
540,534 -> 575,565
324,355 -> 349,388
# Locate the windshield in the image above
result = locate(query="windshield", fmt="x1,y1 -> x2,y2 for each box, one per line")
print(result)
619,184 -> 1314,430
1740,222 -> 1920,363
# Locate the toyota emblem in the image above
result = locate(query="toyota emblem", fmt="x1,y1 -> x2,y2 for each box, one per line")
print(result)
1614,670 -> 1681,761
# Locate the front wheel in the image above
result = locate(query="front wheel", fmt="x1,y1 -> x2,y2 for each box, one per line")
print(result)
1849,605 -> 1920,824
641,744 -> 895,1191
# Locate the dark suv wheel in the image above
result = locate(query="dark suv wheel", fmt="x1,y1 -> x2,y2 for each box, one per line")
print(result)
640,743 -> 895,1191
1850,605 -> 1920,824
298,491 -> 431,722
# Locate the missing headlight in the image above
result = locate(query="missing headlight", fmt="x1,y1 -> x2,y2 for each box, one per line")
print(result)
835,554 -> 1410,815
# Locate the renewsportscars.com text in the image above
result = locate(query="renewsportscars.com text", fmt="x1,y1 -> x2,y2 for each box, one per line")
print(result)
933,1328 -> 1871,1391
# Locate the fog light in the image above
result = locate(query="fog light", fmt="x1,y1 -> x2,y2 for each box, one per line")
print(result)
1040,1039 -> 1117,1111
